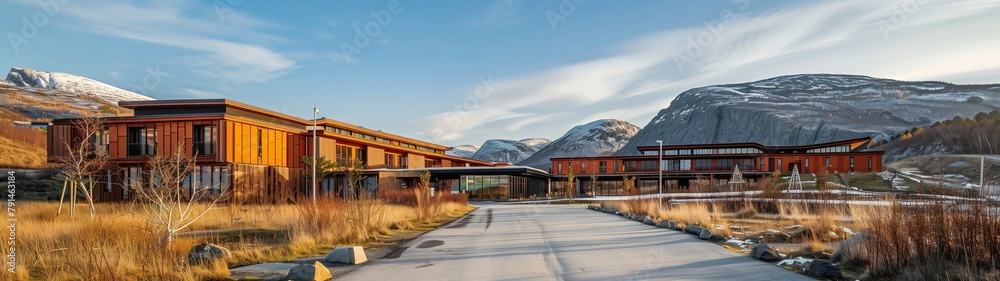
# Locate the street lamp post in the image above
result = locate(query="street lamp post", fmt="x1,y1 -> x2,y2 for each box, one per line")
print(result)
312,104 -> 318,205
657,140 -> 663,209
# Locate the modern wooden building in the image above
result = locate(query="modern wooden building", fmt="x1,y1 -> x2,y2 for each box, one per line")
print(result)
47,99 -> 496,203
550,138 -> 883,196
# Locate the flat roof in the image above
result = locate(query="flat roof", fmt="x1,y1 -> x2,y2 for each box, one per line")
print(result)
634,137 -> 873,151
118,99 -> 452,151
370,166 -> 550,178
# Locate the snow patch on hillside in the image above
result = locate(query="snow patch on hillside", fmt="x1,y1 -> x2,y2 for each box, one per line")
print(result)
5,67 -> 153,104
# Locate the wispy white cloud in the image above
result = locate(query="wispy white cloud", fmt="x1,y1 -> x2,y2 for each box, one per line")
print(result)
52,1 -> 295,84
179,88 -> 225,99
468,0 -> 524,28
426,0 -> 1000,145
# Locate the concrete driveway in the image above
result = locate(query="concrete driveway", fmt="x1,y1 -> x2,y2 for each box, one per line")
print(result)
342,203 -> 809,281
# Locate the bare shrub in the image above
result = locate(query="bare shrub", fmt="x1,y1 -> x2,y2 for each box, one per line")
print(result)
55,117 -> 109,218
128,144 -> 229,244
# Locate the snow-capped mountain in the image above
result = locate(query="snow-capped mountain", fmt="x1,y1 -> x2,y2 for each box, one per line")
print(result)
470,138 -> 552,163
5,67 -> 153,104
446,144 -> 481,158
616,74 -> 1000,156
519,138 -> 552,151
518,119 -> 640,170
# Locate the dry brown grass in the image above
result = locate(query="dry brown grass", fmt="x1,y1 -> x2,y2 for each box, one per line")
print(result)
6,198 -> 472,280
0,132 -> 47,168
850,200 -> 1000,279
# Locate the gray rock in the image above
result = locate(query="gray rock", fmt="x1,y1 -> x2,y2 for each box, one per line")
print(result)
684,225 -> 703,235
188,243 -> 231,265
670,223 -> 683,231
612,74 -> 1000,162
807,260 -> 843,279
642,216 -> 655,225
832,232 -> 872,264
324,246 -> 368,265
698,228 -> 713,240
285,261 -> 333,281
751,243 -> 782,262
710,234 -> 725,241
656,220 -> 673,229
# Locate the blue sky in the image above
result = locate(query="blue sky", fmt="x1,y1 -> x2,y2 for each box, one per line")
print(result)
3,0 -> 1000,147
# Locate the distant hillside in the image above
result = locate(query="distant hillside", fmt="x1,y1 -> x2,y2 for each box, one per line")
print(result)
617,74 -> 1000,155
878,110 -> 1000,162
6,67 -> 153,104
518,119 -> 640,170
0,82 -> 134,168
446,144 -> 480,158
471,138 -> 552,163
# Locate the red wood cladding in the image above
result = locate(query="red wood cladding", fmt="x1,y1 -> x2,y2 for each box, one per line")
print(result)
48,113 -> 491,168
551,152 -> 883,176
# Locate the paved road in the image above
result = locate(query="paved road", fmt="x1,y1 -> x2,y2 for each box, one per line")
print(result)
342,203 -> 809,281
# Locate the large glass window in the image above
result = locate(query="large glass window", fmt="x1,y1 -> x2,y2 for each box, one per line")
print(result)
580,162 -> 586,173
737,159 -> 754,170
868,157 -> 873,171
808,145 -> 851,153
88,128 -> 109,156
849,157 -> 855,171
256,129 -> 263,164
613,161 -> 619,173
193,125 -> 217,156
695,159 -> 712,170
599,161 -> 606,173
127,127 -> 156,156
717,159 -> 734,170
693,149 -> 714,155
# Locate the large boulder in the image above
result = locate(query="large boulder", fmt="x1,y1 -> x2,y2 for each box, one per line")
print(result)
698,228 -> 713,240
832,232 -> 872,264
642,216 -> 655,225
684,225 -> 703,235
807,260 -> 844,279
285,261 -> 333,281
324,246 -> 368,265
656,220 -> 674,229
750,243 -> 782,262
187,243 -> 231,265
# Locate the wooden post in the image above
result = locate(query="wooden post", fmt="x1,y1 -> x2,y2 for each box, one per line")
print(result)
70,180 -> 76,218
57,180 -> 68,215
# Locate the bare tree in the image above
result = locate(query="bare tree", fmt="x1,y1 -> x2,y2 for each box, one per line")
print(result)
566,165 -> 575,203
56,117 -> 109,218
128,144 -> 228,245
